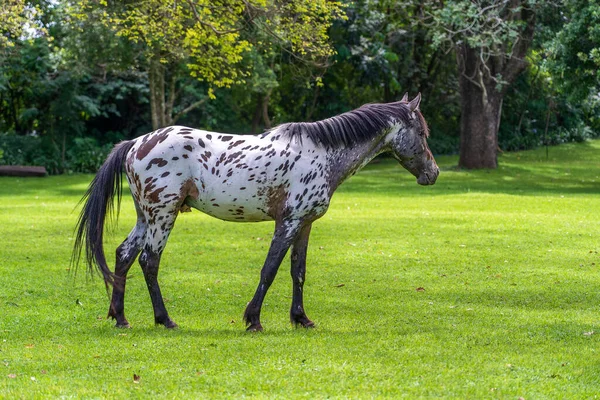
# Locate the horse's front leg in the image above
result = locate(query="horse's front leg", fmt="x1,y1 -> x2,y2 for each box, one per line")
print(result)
244,220 -> 301,332
290,223 -> 315,328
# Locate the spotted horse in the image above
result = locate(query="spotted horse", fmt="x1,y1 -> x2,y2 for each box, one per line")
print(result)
73,93 -> 439,332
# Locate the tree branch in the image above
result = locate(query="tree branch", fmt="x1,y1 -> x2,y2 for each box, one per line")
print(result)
172,98 -> 208,124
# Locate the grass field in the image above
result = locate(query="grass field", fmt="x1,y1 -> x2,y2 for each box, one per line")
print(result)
1,140 -> 600,398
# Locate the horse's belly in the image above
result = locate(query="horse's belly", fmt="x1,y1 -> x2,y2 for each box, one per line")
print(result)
186,196 -> 273,222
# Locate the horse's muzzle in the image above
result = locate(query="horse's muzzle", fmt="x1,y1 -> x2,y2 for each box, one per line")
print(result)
417,167 -> 439,186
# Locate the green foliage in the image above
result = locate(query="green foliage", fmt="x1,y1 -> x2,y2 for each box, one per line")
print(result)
66,137 -> 113,173
0,134 -> 113,173
0,0 -> 599,172
2,141 -> 600,396
427,0 -> 537,51
0,134 -> 57,169
72,0 -> 345,97
0,0 -> 48,50
545,0 -> 600,100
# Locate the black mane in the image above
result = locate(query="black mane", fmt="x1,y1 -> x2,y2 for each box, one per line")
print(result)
271,102 -> 425,148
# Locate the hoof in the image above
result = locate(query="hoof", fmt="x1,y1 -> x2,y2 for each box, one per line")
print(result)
292,316 -> 315,329
164,320 -> 179,329
302,320 -> 316,329
294,321 -> 315,329
246,323 -> 263,332
115,322 -> 131,329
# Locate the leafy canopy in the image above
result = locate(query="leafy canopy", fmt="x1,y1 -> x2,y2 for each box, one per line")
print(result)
71,0 -> 345,98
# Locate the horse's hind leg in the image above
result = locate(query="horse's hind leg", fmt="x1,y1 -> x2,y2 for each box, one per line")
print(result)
138,210 -> 179,328
290,223 -> 315,328
108,215 -> 147,328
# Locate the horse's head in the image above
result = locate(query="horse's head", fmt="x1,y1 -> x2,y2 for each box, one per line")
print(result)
390,93 -> 439,186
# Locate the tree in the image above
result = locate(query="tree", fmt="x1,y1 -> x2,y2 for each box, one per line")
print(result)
427,1 -> 539,169
71,0 -> 345,130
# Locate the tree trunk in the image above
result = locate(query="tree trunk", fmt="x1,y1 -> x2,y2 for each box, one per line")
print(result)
455,3 -> 536,169
458,76 -> 502,169
457,45 -> 501,169
148,57 -> 166,130
251,96 -> 262,134
261,90 -> 272,130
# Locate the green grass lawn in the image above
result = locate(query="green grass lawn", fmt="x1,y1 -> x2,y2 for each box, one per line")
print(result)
1,141 -> 600,398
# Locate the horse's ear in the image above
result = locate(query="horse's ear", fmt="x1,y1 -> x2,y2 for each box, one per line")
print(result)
400,92 -> 409,103
408,92 -> 421,112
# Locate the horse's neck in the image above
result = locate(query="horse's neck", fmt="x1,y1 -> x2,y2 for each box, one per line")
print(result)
324,133 -> 390,193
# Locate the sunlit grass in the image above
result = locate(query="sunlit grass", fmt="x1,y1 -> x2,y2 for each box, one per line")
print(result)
0,141 -> 599,397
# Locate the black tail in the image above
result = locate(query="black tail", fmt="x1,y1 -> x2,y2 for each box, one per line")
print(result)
72,140 -> 136,288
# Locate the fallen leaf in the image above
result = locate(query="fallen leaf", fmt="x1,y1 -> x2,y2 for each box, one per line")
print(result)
133,374 -> 141,383
25,344 -> 34,349
583,331 -> 595,336
76,299 -> 83,307
334,283 -> 345,288
41,370 -> 47,374
7,374 -> 16,379
30,376 -> 36,381
416,287 -> 425,292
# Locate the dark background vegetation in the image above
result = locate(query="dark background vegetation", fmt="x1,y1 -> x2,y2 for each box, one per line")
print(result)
1,1 -> 599,174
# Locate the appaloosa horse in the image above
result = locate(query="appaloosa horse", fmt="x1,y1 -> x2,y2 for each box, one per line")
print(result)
73,93 -> 439,331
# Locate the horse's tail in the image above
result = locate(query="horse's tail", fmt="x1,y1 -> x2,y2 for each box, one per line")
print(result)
72,140 -> 136,288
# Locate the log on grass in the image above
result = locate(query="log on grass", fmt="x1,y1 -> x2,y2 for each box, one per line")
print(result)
0,166 -> 47,177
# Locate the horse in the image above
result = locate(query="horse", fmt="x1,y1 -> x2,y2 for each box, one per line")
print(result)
73,93 -> 439,331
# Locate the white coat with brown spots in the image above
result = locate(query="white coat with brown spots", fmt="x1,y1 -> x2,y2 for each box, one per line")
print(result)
74,94 -> 439,331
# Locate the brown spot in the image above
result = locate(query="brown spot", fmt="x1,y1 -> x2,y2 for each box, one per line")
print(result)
221,135 -> 233,141
264,184 -> 288,220
135,128 -> 173,160
146,158 -> 168,170
147,186 -> 167,203
184,145 -> 193,152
